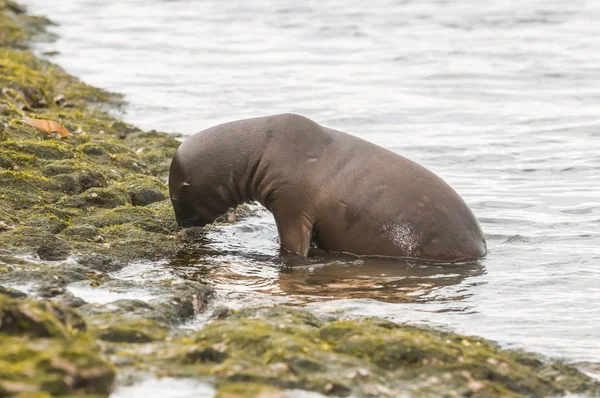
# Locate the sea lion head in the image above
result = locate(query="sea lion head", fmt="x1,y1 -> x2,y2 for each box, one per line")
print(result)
168,151 -> 205,227
169,181 -> 201,227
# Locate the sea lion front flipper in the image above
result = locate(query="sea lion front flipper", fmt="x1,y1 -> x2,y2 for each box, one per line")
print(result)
271,206 -> 313,257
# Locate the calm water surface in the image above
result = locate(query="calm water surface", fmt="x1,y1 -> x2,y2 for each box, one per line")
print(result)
24,0 -> 600,368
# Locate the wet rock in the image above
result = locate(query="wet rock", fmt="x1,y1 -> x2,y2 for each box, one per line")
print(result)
211,305 -> 235,320
78,140 -> 135,158
124,306 -> 600,398
77,277 -> 214,329
0,284 -> 26,298
0,296 -> 115,395
216,383 -> 289,398
212,203 -> 261,225
187,345 -> 229,363
95,318 -> 168,343
36,283 -> 65,297
78,205 -> 172,232
36,236 -> 71,261
62,224 -> 98,240
0,154 -> 15,170
131,187 -> 165,206
53,93 -> 65,105
111,121 -> 141,139
124,175 -> 168,207
23,214 -> 68,234
59,186 -> 131,209
77,253 -> 122,273
155,280 -> 214,323
51,292 -> 87,308
0,294 -> 85,337
1,139 -> 74,160
50,170 -> 107,194
0,227 -> 71,260
0,220 -> 14,232
22,85 -> 47,107
4,0 -> 26,14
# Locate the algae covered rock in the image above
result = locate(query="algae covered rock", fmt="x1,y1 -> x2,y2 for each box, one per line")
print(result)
0,10 -> 183,266
124,306 -> 599,398
216,383 -> 289,398
0,294 -> 115,396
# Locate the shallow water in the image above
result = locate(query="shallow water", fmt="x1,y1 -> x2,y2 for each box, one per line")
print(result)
24,0 -> 600,371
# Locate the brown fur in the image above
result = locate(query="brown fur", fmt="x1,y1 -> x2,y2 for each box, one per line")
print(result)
169,113 -> 486,260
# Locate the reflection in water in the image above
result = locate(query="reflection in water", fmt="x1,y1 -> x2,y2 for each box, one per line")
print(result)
277,255 -> 485,304
168,212 -> 485,306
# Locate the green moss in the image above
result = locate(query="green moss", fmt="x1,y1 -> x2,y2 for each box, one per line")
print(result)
22,212 -> 68,234
116,306 -> 598,398
2,139 -> 74,160
0,31 -> 182,265
0,0 -> 50,49
0,148 -> 38,168
58,186 -> 131,209
79,205 -> 175,233
0,227 -> 66,257
121,175 -> 167,206
90,317 -> 167,343
0,170 -> 63,210
0,294 -> 86,337
215,383 -> 287,398
0,296 -> 115,396
77,140 -> 134,158
60,224 -> 98,240
0,169 -> 52,191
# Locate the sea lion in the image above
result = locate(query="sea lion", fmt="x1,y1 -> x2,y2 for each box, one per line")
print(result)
169,113 -> 486,261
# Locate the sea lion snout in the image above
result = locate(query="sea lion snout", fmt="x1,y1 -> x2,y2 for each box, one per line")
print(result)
172,201 -> 205,227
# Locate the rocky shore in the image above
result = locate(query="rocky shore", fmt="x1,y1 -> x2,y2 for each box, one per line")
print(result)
0,1 -> 598,397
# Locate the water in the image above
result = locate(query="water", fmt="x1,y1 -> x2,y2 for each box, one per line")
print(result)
23,0 -> 600,370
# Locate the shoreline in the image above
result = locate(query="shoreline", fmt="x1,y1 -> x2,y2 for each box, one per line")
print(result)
0,2 -> 599,397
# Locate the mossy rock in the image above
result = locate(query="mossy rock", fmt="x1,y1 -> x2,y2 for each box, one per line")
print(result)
22,213 -> 68,234
61,223 -> 98,240
0,1 -> 53,48
91,317 -> 168,343
0,294 -> 84,337
0,284 -> 26,298
0,169 -> 56,193
216,383 -> 288,398
0,148 -> 38,168
122,175 -> 167,206
0,296 -> 115,396
58,186 -> 131,209
78,205 -> 175,234
0,226 -> 61,255
49,170 -> 107,195
1,138 -> 75,160
77,140 -> 134,158
0,14 -> 186,268
129,306 -> 598,398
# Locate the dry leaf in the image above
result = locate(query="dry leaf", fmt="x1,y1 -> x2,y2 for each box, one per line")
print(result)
22,117 -> 69,138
